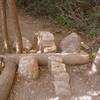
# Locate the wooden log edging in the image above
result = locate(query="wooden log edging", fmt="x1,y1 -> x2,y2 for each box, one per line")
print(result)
0,59 -> 17,100
0,52 -> 89,65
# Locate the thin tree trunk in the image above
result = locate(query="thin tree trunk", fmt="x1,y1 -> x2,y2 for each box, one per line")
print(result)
7,0 -> 23,53
0,0 -> 11,53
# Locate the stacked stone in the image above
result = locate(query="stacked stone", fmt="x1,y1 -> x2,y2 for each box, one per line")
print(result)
18,56 -> 39,80
36,31 -> 56,53
48,56 -> 71,97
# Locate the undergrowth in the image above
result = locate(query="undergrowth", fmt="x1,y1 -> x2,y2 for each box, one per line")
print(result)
17,0 -> 100,38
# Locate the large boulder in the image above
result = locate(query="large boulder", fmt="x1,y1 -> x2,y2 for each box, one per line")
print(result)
60,32 -> 81,53
13,37 -> 33,52
35,31 -> 56,53
18,56 -> 39,79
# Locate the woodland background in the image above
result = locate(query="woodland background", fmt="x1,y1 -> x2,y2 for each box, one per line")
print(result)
17,0 -> 100,37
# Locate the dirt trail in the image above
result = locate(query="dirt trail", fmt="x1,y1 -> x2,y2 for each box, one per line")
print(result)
0,10 -> 100,100
0,10 -> 68,54
7,10 -> 68,52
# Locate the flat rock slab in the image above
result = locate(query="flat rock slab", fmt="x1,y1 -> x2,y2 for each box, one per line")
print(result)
48,56 -> 71,97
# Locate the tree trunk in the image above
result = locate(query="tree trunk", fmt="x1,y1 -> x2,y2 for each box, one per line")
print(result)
0,0 -> 11,53
0,59 -> 17,100
7,0 -> 23,53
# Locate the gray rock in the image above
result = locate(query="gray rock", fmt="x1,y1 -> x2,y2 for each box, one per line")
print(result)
35,31 -> 56,53
48,56 -> 63,72
48,56 -> 71,96
60,32 -> 81,53
50,62 -> 66,73
18,56 -> 39,80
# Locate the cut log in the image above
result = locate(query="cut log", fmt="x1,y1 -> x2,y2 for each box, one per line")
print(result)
0,59 -> 17,100
0,52 -> 89,65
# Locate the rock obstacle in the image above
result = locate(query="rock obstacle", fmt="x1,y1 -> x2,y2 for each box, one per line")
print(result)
35,31 -> 57,53
48,56 -> 71,98
0,32 -> 92,100
60,32 -> 81,53
18,55 -> 39,79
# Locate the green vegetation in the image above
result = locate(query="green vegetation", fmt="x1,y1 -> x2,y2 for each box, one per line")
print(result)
17,0 -> 100,37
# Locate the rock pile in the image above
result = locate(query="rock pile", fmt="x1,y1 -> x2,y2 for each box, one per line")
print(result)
35,31 -> 56,53
48,56 -> 71,97
18,56 -> 39,79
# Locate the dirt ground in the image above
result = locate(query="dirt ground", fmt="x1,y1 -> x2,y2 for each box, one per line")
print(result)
0,10 -> 100,100
8,64 -> 100,100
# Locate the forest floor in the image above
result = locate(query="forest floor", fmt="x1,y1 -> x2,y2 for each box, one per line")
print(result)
0,10 -> 100,100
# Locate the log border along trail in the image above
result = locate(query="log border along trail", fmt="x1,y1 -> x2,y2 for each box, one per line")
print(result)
0,52 -> 89,66
0,52 -> 89,100
0,58 -> 17,100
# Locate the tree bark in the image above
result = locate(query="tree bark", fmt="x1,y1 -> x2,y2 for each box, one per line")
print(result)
0,0 -> 11,53
0,59 -> 17,100
0,52 -> 89,65
7,0 -> 23,53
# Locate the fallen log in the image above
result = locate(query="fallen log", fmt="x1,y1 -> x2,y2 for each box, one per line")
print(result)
0,59 -> 17,100
0,52 -> 89,65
